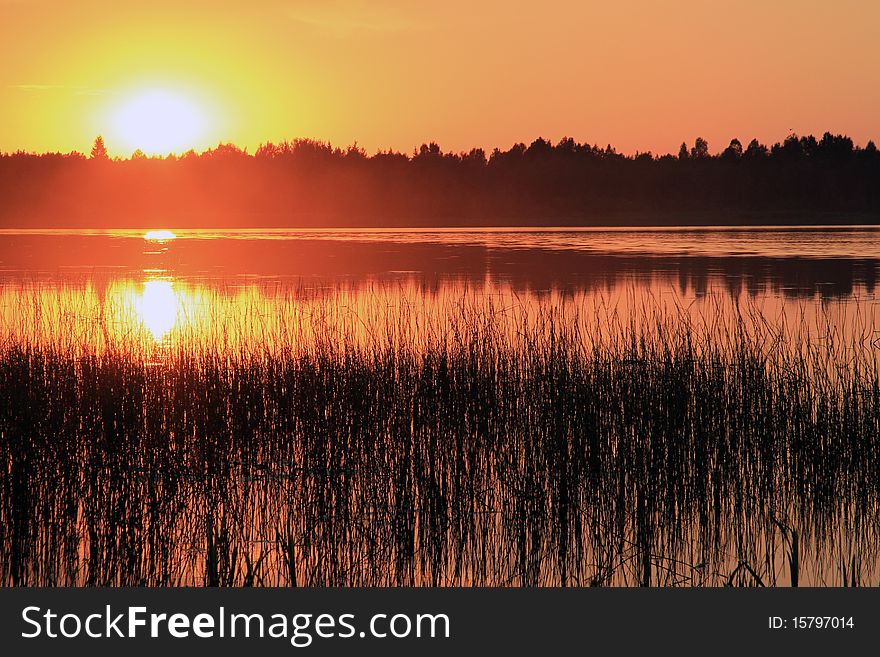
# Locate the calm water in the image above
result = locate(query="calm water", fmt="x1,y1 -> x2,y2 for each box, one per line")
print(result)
1,226 -> 879,350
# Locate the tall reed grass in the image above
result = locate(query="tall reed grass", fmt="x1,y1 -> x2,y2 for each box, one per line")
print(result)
0,284 -> 878,586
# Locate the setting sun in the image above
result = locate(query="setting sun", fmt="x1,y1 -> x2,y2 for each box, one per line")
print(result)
144,229 -> 177,242
110,90 -> 204,155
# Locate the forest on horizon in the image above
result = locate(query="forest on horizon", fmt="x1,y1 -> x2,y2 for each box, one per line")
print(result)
1,132 -> 878,228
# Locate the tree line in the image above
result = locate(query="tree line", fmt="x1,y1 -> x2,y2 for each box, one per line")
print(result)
1,132 -> 878,227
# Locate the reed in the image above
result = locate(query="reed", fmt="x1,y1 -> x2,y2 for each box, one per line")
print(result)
0,287 -> 878,586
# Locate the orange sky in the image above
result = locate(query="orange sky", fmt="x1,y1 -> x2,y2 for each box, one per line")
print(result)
1,0 -> 878,157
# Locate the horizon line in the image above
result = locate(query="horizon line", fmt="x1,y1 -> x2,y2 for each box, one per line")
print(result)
2,131 -> 877,160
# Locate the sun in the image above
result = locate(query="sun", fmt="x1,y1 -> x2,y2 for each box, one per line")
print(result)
110,90 -> 204,156
136,279 -> 180,340
144,229 -> 177,242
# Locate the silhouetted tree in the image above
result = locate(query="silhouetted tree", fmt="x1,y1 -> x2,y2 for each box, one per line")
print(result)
774,133 -> 803,160
255,142 -> 279,159
690,137 -> 709,159
678,142 -> 689,160
744,139 -> 768,159
462,148 -> 487,166
799,135 -> 819,158
526,138 -> 553,158
90,136 -> 109,160
819,132 -> 854,159
722,138 -> 743,160
416,142 -> 442,158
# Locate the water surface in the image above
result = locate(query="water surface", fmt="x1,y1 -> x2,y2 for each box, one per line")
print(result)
1,226 -> 879,349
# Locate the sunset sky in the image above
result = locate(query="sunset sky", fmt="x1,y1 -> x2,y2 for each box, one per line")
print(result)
1,0 -> 878,157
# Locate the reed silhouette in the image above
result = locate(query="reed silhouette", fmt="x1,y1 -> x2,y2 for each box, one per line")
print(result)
1,289 -> 878,586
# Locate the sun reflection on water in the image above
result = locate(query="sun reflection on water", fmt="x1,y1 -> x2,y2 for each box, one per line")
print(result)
135,279 -> 180,340
0,276 -> 876,366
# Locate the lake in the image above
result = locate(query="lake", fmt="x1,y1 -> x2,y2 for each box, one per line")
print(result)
2,225 -> 879,351
0,226 -> 878,586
